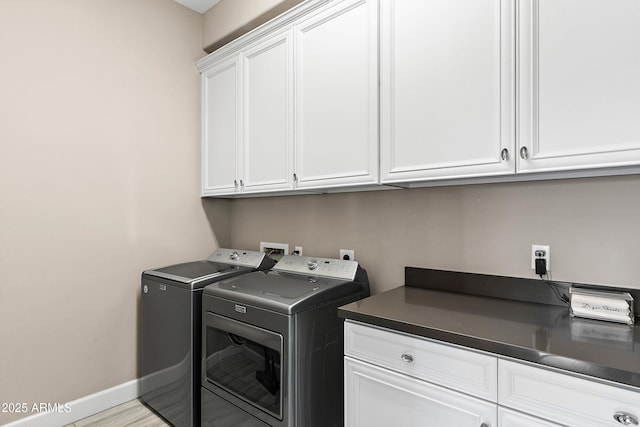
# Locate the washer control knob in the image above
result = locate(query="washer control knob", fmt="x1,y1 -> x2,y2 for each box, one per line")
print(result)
307,259 -> 319,270
229,251 -> 240,261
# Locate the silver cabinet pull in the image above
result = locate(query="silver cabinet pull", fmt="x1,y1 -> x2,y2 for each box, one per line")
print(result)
293,173 -> 298,182
500,148 -> 509,161
240,179 -> 244,187
519,146 -> 529,159
400,353 -> 414,363
614,412 -> 639,426
234,179 -> 238,188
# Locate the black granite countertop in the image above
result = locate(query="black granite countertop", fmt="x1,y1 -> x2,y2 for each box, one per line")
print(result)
339,268 -> 640,390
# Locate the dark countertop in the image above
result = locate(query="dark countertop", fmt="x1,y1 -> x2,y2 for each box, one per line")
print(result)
339,282 -> 640,390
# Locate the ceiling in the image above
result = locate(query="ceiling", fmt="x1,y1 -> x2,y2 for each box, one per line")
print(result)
173,0 -> 221,14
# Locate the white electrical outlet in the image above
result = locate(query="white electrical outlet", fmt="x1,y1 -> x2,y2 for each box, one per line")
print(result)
294,246 -> 303,256
531,244 -> 551,271
340,249 -> 355,261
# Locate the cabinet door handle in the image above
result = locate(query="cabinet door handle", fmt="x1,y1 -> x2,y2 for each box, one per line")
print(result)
614,412 -> 639,426
519,146 -> 529,159
234,179 -> 238,188
293,173 -> 298,182
240,179 -> 244,187
400,353 -> 414,363
500,148 -> 509,161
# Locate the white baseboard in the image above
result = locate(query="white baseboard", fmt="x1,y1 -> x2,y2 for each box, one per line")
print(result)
3,379 -> 139,427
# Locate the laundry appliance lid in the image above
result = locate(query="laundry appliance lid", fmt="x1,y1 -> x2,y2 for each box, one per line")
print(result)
143,248 -> 269,287
204,256 -> 366,314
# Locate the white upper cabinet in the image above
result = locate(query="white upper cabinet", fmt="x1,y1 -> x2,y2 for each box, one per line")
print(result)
517,0 -> 640,173
293,0 -> 379,189
242,30 -> 293,193
199,0 -> 378,196
202,55 -> 241,195
199,0 -> 640,197
380,0 -> 516,183
201,30 -> 292,196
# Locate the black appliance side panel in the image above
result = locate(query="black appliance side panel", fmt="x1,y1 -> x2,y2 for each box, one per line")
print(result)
140,276 -> 195,427
293,299 -> 350,427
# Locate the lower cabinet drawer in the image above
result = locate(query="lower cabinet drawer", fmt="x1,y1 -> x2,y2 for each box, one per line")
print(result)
345,357 -> 497,427
498,407 -> 561,427
498,359 -> 640,427
344,321 -> 498,401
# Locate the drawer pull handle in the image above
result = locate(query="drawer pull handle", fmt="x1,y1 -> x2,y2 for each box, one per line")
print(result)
614,412 -> 639,425
400,353 -> 414,363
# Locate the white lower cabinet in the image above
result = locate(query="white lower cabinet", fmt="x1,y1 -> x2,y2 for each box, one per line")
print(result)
344,321 -> 640,427
345,357 -> 497,427
498,408 -> 561,427
498,359 -> 640,427
345,321 -> 497,427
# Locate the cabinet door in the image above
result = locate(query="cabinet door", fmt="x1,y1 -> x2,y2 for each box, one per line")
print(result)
294,0 -> 379,189
498,359 -> 640,427
345,357 -> 497,427
242,30 -> 294,193
202,56 -> 242,195
498,407 -> 561,427
380,0 -> 515,183
518,0 -> 640,173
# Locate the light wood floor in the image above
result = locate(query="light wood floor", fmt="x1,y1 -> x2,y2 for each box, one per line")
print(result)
64,399 -> 170,427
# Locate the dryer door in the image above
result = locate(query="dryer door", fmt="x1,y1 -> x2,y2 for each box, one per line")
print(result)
203,312 -> 284,422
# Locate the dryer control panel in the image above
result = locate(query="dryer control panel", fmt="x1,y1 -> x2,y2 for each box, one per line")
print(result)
207,248 -> 266,268
273,255 -> 358,281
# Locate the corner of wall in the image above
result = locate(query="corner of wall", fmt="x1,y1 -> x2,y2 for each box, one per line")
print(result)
202,0 -> 304,52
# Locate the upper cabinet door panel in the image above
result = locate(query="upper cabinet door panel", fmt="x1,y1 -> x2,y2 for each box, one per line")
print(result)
202,57 -> 241,195
381,0 -> 515,183
294,0 -> 379,189
518,0 -> 640,173
243,30 -> 293,193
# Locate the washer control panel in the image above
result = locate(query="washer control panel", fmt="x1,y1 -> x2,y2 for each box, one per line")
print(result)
207,248 -> 266,268
273,255 -> 358,281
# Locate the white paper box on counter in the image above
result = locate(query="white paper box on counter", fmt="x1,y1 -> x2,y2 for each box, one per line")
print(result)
570,287 -> 635,325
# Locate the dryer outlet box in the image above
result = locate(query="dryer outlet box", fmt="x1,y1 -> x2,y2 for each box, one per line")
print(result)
260,242 -> 289,261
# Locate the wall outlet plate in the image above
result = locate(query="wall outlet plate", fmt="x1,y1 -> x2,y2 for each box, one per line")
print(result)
340,249 -> 355,261
531,244 -> 550,271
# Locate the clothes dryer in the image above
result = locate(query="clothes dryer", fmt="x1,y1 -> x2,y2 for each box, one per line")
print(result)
201,255 -> 370,427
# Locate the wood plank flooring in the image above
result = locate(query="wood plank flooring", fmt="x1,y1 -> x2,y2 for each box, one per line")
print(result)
64,399 -> 170,427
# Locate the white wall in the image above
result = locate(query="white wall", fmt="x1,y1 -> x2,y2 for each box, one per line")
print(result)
0,1 -> 222,424
225,175 -> 640,294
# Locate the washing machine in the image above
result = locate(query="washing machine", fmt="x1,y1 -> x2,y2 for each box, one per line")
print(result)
200,255 -> 370,427
140,248 -> 275,427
